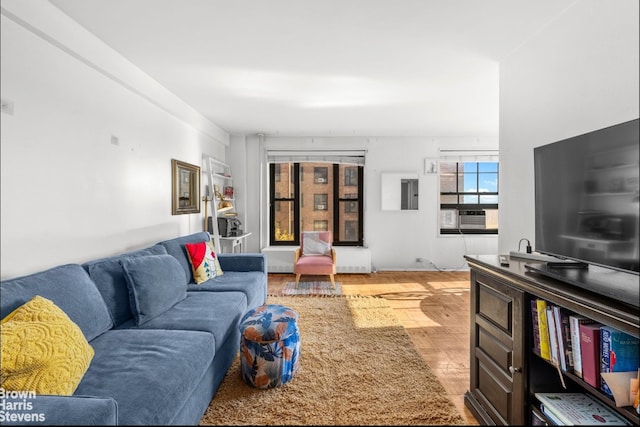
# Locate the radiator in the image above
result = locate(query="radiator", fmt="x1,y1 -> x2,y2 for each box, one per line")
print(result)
262,247 -> 371,273
335,247 -> 372,273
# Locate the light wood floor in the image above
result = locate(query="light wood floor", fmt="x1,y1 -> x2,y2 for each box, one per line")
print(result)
268,271 -> 479,425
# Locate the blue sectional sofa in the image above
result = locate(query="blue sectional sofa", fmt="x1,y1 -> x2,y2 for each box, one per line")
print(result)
0,232 -> 267,425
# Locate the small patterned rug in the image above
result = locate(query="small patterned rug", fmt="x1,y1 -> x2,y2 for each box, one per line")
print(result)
279,281 -> 342,296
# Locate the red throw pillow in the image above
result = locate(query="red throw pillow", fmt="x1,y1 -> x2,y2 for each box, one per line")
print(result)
184,240 -> 223,284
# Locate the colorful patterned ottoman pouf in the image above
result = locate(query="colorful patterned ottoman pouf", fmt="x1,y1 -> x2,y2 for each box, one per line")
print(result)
239,304 -> 301,389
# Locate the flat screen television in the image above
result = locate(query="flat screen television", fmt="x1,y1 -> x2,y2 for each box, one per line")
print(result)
531,118 -> 639,307
534,118 -> 639,275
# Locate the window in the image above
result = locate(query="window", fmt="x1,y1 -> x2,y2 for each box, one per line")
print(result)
344,220 -> 358,241
314,167 -> 328,184
269,162 -> 364,246
344,193 -> 358,213
345,167 -> 358,186
439,161 -> 498,234
271,163 -> 295,241
314,220 -> 328,231
314,194 -> 328,210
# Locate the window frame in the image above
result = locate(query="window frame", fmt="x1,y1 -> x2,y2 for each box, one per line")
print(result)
439,161 -> 499,235
269,163 -> 364,246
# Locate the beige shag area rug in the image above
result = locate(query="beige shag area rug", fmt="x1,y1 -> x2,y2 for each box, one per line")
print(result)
200,295 -> 465,426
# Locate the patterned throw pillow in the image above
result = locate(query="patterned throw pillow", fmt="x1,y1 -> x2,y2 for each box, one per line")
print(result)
303,232 -> 331,256
1,295 -> 95,395
185,240 -> 224,284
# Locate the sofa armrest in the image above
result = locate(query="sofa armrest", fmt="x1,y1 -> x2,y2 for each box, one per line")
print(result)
217,253 -> 267,274
0,394 -> 117,425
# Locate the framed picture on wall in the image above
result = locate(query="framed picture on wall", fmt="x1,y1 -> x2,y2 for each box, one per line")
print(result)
171,159 -> 201,215
424,158 -> 438,175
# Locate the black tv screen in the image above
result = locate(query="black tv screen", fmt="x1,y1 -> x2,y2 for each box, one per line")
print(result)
534,118 -> 639,274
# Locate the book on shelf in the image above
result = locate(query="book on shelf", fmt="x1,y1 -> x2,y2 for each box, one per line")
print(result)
536,299 -> 552,361
570,315 -> 596,379
601,326 -> 612,397
600,326 -> 640,398
580,322 -> 604,388
531,300 -> 542,357
535,392 -> 632,425
531,405 -> 549,426
547,306 -> 560,366
634,377 -> 639,412
552,305 -> 574,372
540,403 -> 563,425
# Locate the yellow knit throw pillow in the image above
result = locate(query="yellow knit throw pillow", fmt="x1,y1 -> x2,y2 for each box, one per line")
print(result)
1,296 -> 95,395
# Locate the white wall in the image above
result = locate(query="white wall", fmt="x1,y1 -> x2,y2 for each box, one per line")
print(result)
499,0 -> 640,255
6,0 -> 635,278
235,135 -> 498,271
0,1 -> 229,279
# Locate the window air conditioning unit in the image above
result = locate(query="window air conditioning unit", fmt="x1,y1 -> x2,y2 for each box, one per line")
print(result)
459,210 -> 486,229
316,204 -> 326,210
316,178 -> 326,183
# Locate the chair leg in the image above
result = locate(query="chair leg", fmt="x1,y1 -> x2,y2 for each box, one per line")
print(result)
329,275 -> 335,289
294,274 -> 301,288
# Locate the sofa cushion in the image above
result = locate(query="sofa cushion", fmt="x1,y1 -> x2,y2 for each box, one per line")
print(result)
217,253 -> 268,274
185,240 -> 223,284
187,271 -> 267,309
121,254 -> 187,326
82,244 -> 167,327
0,264 -> 113,341
77,329 -> 214,425
118,291 -> 247,353
1,296 -> 94,395
159,231 -> 211,284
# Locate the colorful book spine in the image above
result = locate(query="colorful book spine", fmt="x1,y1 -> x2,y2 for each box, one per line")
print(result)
552,306 -> 565,370
547,306 -> 560,366
530,300 -> 541,357
600,326 -> 640,398
601,326 -> 613,396
570,315 -> 595,379
536,299 -> 551,361
553,305 -> 573,372
560,310 -> 574,372
580,323 -> 603,388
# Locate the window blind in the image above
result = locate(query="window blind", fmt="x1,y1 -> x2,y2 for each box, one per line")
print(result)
266,150 -> 366,166
438,149 -> 499,162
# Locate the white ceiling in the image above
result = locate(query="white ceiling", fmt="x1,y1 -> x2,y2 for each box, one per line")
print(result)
50,0 -> 577,137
